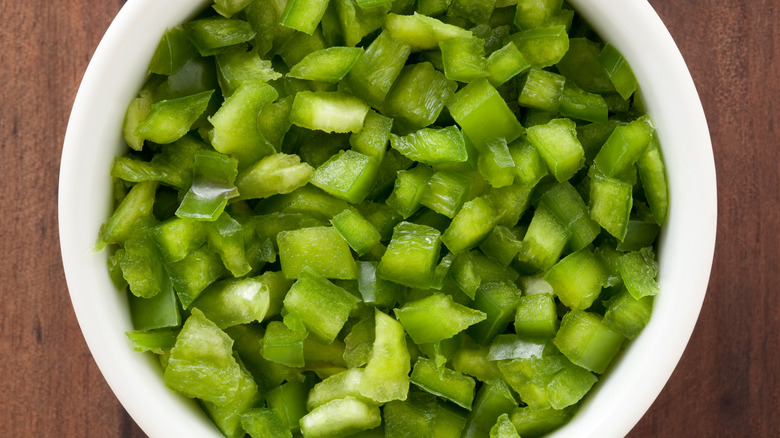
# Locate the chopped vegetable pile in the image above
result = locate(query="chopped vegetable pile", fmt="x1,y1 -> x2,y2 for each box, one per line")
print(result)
99,0 -> 669,436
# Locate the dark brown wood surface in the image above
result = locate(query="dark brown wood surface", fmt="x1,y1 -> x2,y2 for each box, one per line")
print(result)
0,0 -> 776,436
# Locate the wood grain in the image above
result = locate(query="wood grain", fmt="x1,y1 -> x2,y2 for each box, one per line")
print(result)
0,0 -> 775,437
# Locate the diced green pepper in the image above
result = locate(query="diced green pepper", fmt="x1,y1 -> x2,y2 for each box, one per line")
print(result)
384,12 -> 472,51
267,379 -> 311,431
280,0 -> 330,35
262,320 -> 307,367
191,277 -> 270,329
558,81 -> 608,123
291,91 -> 370,133
386,165 -> 435,219
490,413 -> 521,438
618,246 -> 660,299
240,408 -> 293,438
506,25 -> 569,68
410,357 -> 476,409
442,195 -> 500,254
486,42 -> 531,87
589,168 -> 634,240
463,379 -> 517,438
167,246 -> 228,308
277,226 -> 358,279
215,47 -> 281,97
201,364 -> 262,438
350,110 -> 393,162
377,221 -> 441,289
175,151 -> 239,221
149,26 -> 198,76
330,207 -> 383,256
553,309 -> 625,374
518,67 -> 565,112
447,78 -> 524,150
440,36 -> 488,82
538,181 -> 600,251
133,90 -> 213,145
510,405 -> 575,437
467,281 -> 522,344
235,153 -> 313,200
420,170 -> 472,219
599,43 -> 637,100
592,115 -> 654,178
185,17 -> 256,56
545,248 -> 608,310
637,135 -> 669,225
517,203 -> 568,272
358,309 -> 411,403
310,150 -> 379,203
163,309 -> 241,404
344,31 -> 411,108
288,46 -> 364,83
514,293 -> 558,338
396,293 -> 486,344
382,62 -> 458,133
284,268 -> 359,343
526,117 -> 584,183
390,126 -> 467,165
301,396 -> 383,437
125,328 -> 178,355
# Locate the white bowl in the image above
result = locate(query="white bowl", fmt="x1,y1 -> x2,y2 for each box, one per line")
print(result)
59,0 -> 717,437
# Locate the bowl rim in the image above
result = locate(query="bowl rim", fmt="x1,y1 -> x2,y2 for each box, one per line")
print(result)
59,0 -> 717,437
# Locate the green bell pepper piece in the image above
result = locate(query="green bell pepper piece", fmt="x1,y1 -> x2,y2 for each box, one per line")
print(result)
599,43 -> 637,100
277,225 -> 358,280
395,293 -> 487,344
490,413 -> 521,438
525,117 -> 584,183
240,408 -> 293,438
167,246 -> 228,308
291,91 -> 370,133
310,150 -> 379,204
592,115 -> 654,178
191,277 -> 270,329
149,25 -> 198,76
514,293 -> 558,338
410,357 -> 476,410
553,309 -> 625,374
301,396 -> 382,438
280,0 -> 330,35
330,207 -> 383,256
262,320 -> 307,367
440,36 -> 488,82
637,135 -> 669,225
163,308 -> 241,405
215,47 -> 281,97
201,364 -> 262,438
377,221 -> 441,289
288,46 -> 364,83
284,268 -> 360,343
125,328 -> 178,355
175,151 -> 239,221
390,126 -> 467,165
133,90 -> 213,145
467,281 -> 522,344
618,246 -> 660,299
235,153 -> 314,200
506,24 -> 569,68
382,62 -> 458,134
486,42 -> 531,87
463,379 -> 517,438
267,379 -> 312,431
447,78 -> 524,151
358,309 -> 411,403
344,31 -> 411,108
544,248 -> 609,310
209,81 -> 279,166
442,195 -> 500,254
185,17 -> 256,56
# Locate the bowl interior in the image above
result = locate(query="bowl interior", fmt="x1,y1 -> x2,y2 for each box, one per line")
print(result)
59,0 -> 716,437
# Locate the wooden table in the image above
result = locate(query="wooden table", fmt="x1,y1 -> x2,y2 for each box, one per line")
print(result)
1,0 -> 776,436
